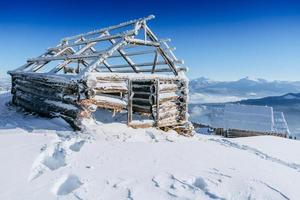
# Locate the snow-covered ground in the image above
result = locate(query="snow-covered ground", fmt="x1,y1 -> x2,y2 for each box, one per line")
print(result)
0,91 -> 300,200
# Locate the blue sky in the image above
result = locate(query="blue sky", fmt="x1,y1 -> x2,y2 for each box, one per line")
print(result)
1,0 -> 300,81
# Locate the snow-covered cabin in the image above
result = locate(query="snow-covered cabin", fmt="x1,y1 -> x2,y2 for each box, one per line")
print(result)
7,15 -> 193,135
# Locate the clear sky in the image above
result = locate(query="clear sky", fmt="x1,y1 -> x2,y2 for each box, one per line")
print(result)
1,0 -> 300,81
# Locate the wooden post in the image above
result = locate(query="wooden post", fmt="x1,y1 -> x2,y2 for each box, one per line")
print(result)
183,80 -> 188,122
152,50 -> 158,74
155,78 -> 160,127
127,79 -> 133,125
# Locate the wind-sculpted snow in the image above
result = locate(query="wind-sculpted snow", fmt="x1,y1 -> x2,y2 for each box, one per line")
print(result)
209,138 -> 300,172
152,173 -> 225,199
0,91 -> 300,199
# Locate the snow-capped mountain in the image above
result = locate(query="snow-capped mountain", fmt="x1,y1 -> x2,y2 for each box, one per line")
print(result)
189,77 -> 300,104
240,92 -> 300,105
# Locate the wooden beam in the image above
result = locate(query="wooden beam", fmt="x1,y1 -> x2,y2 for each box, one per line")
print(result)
31,47 -> 75,72
161,40 -> 178,61
124,38 -> 160,47
11,50 -> 57,73
10,62 -> 33,73
108,67 -> 187,73
155,79 -> 160,126
30,39 -> 78,72
28,49 -> 161,62
49,36 -> 102,73
61,15 -> 155,42
107,33 -> 139,73
103,60 -> 113,72
144,24 -> 178,75
151,50 -> 159,74
80,40 -> 128,74
127,80 -> 133,124
48,31 -> 135,52
14,51 -> 59,71
98,60 -> 183,69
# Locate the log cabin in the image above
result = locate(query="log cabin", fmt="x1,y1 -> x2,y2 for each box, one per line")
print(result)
7,15 -> 193,136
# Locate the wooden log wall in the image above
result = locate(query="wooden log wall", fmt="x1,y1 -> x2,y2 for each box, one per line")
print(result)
131,80 -> 154,114
10,72 -> 192,134
86,77 -> 128,112
152,79 -> 188,128
10,73 -> 89,129
87,74 -> 191,133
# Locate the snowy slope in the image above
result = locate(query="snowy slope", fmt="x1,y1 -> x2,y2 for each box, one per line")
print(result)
0,91 -> 300,200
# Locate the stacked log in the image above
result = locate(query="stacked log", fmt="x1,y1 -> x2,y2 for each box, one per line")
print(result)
90,95 -> 127,111
10,73 -> 89,129
152,79 -> 188,128
131,80 -> 154,114
93,80 -> 128,94
9,72 -> 192,134
86,75 -> 188,128
86,77 -> 129,113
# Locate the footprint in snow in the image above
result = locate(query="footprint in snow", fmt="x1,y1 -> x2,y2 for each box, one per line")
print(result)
29,143 -> 66,180
42,146 -> 66,170
52,174 -> 83,196
152,173 -> 225,200
69,140 -> 85,152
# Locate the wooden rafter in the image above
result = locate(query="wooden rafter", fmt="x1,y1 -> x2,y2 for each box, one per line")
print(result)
28,49 -> 173,62
80,39 -> 128,74
61,15 -> 155,42
10,15 -> 185,77
143,24 -> 179,75
105,31 -> 140,73
50,34 -> 106,74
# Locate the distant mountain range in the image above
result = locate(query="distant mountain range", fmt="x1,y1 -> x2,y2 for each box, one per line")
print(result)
189,77 -> 300,104
240,92 -> 300,105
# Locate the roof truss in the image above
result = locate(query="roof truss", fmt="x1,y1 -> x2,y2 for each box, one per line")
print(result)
11,15 -> 187,76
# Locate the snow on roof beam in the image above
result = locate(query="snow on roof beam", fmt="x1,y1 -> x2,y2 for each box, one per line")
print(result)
61,15 -> 155,42
9,15 -> 184,77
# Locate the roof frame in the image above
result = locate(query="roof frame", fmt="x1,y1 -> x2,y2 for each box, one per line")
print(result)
10,15 -> 187,77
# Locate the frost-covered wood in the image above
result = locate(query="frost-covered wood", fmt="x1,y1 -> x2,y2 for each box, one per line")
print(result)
8,15 -> 193,135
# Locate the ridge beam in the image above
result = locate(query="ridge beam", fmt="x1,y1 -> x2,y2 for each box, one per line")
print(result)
61,15 -> 155,42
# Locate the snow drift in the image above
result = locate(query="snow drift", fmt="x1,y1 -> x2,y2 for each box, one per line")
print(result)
0,91 -> 300,200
